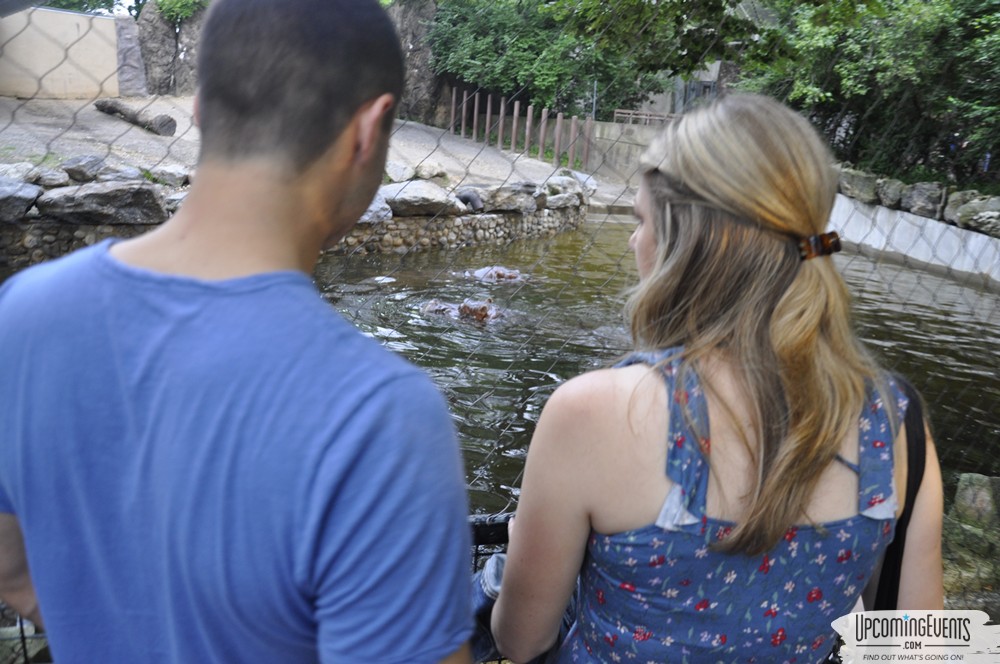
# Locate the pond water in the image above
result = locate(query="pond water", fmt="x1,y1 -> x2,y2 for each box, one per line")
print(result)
315,218 -> 1000,514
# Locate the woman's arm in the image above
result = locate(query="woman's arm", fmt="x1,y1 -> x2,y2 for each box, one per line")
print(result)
0,514 -> 43,627
491,374 -> 610,663
895,421 -> 944,609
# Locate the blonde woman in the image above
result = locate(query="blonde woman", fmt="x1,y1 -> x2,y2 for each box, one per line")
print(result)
491,94 -> 943,663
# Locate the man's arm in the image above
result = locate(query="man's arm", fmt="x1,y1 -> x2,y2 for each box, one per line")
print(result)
0,514 -> 43,627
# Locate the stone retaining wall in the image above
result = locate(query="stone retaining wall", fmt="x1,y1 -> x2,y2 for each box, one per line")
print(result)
0,154 -> 592,277
333,208 -> 585,256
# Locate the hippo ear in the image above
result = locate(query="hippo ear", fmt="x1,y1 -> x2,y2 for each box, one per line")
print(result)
487,297 -> 493,303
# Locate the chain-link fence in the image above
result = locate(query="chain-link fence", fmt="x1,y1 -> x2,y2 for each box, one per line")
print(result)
0,1 -> 998,661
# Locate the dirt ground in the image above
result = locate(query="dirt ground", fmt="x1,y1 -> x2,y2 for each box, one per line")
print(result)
0,95 -> 634,211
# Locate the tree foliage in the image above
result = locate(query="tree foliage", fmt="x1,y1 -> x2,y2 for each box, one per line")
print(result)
427,0 -> 665,119
545,0 -> 758,78
739,0 -> 999,182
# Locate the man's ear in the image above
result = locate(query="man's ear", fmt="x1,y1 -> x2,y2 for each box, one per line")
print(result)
353,93 -> 396,165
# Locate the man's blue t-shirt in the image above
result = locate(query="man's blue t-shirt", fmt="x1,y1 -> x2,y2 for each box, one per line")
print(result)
0,241 -> 472,663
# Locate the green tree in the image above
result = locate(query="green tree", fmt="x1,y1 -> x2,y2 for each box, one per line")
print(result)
428,0 -> 664,119
739,0 -> 999,183
544,0 -> 758,78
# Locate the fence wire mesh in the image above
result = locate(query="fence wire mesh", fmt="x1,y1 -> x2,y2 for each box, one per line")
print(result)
0,1 -> 997,661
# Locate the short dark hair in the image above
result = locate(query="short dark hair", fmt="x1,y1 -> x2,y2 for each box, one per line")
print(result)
196,0 -> 404,171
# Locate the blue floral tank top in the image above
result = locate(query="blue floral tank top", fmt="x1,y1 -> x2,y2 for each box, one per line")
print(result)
555,348 -> 907,664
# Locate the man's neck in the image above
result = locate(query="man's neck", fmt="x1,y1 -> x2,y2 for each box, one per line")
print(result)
111,160 -> 327,281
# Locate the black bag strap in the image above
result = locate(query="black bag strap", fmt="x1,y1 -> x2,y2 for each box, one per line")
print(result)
872,377 -> 926,610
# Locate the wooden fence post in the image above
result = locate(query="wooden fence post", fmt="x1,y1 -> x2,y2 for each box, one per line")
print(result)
461,89 -> 469,138
583,117 -> 594,170
553,112 -> 564,167
525,105 -> 534,156
450,87 -> 457,134
568,115 -> 579,168
498,96 -> 507,150
473,92 -> 480,142
538,108 -> 549,161
511,100 -> 521,153
485,94 -> 493,147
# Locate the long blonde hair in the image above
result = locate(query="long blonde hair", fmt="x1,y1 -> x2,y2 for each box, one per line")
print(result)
627,94 -> 889,555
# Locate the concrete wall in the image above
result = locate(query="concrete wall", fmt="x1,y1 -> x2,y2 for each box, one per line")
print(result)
830,194 -> 1000,286
585,121 -> 663,187
0,7 -> 119,99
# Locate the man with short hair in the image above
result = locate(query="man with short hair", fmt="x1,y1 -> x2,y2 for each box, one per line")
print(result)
0,1 -> 473,661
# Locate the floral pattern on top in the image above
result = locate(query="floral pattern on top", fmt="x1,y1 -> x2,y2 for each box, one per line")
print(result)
555,347 -> 907,664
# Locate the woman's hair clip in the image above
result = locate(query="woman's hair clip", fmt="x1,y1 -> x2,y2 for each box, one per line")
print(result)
799,231 -> 841,261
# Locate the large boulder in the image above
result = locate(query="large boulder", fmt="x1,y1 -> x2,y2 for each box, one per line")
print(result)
37,182 -> 167,225
380,180 -> 465,217
876,178 -> 905,209
359,190 -> 392,225
137,0 -> 177,95
901,182 -> 945,219
0,176 -> 43,223
149,164 -> 190,187
954,197 -> 1000,237
0,162 -> 41,184
943,474 -> 1000,610
385,160 -> 415,183
175,6 -> 208,95
838,167 -> 879,204
36,167 -> 70,188
555,168 -> 598,199
481,182 -> 538,214
62,155 -> 106,183
944,190 -> 983,224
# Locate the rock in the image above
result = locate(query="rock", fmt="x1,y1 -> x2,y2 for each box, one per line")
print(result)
838,167 -> 879,204
149,164 -> 190,187
955,197 -> 1000,235
0,176 -> 43,223
175,6 -> 207,95
115,15 -> 148,96
380,180 -> 466,217
36,168 -> 70,188
36,182 -> 167,225
546,193 -> 581,209
359,190 -> 392,224
944,190 -> 982,224
0,162 -> 41,183
482,182 -> 538,214
164,190 -> 188,213
900,181 -> 945,219
384,160 -> 415,183
952,473 -> 1000,530
62,155 -> 106,183
97,165 -> 146,182
966,211 -> 1000,238
137,0 -> 178,95
415,160 -> 447,181
943,474 -> 1000,607
556,168 -> 598,199
876,178 -> 905,209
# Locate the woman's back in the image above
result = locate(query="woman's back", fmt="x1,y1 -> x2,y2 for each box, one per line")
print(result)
553,347 -> 904,662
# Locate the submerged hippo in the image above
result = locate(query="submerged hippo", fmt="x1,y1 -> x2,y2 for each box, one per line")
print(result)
464,266 -> 523,283
422,297 -> 502,323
